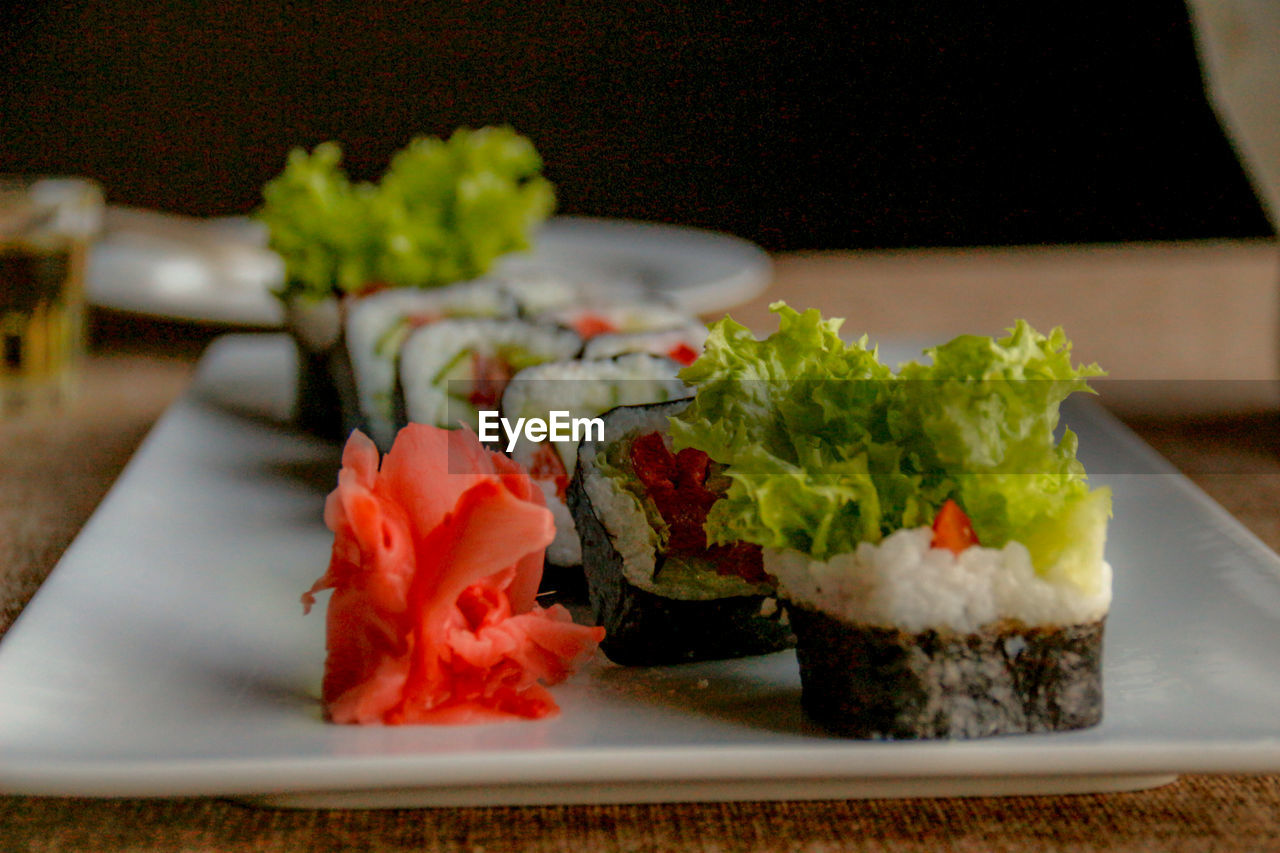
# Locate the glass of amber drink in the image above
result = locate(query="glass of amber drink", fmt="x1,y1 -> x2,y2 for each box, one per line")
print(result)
0,176 -> 103,414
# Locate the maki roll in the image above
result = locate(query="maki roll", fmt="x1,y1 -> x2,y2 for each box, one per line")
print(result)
256,128 -> 556,442
398,318 -> 581,432
670,303 -> 1112,739
581,323 -> 709,367
769,498 -> 1110,739
345,281 -> 516,448
569,400 -> 795,666
499,353 -> 689,568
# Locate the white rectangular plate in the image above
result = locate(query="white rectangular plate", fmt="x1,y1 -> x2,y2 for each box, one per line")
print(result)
2,335 -> 1279,808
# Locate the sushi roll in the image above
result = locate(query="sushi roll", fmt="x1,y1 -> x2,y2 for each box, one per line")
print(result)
344,281 -> 516,448
499,354 -> 690,568
581,323 -> 709,367
768,499 -> 1110,739
669,304 -> 1112,739
568,400 -> 795,666
398,318 -> 582,432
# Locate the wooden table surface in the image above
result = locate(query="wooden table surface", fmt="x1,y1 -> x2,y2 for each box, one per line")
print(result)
2,240 -> 1280,851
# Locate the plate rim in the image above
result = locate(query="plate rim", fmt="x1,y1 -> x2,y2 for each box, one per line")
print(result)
86,210 -> 773,327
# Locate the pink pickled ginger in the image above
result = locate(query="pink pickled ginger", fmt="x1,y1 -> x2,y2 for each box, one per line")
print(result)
302,425 -> 604,724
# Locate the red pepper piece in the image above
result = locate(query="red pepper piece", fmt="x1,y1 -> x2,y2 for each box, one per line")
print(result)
630,432 -> 677,492
572,313 -> 617,339
667,342 -> 700,365
674,446 -> 710,490
355,280 -> 392,297
708,541 -> 768,584
930,499 -> 979,555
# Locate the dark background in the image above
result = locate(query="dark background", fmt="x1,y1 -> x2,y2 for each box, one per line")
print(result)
1,1 -> 1270,252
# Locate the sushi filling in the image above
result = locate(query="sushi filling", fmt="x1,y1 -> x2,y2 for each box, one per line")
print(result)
400,319 -> 581,431
570,399 -> 796,665
544,302 -> 694,342
570,311 -> 618,339
627,432 -> 766,585
665,342 -> 700,365
434,345 -> 546,413
588,424 -> 774,601
527,442 -> 571,501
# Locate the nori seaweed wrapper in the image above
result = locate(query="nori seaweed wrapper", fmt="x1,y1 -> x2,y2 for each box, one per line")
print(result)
568,401 -> 795,666
286,296 -> 363,442
789,605 -> 1104,739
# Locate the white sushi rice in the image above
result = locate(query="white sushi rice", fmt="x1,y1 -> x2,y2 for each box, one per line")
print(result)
766,528 -> 1112,634
538,478 -> 583,567
284,294 -> 343,352
578,405 -> 671,589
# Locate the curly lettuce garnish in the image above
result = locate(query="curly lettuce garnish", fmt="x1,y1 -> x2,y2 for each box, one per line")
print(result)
669,304 -> 910,559
258,126 -> 555,302
671,303 -> 1111,593
893,322 -> 1109,582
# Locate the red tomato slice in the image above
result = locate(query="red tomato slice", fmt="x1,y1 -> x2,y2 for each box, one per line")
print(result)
930,499 -> 979,555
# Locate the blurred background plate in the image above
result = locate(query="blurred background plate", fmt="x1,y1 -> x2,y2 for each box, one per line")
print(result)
86,208 -> 773,328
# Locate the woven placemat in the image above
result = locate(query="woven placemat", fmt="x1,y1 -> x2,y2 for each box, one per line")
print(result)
2,775 -> 1279,852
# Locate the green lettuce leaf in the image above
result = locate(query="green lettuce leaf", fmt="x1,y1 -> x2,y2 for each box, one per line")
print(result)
258,126 -> 555,302
671,305 -> 1111,585
893,320 -> 1107,545
670,304 -> 912,559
